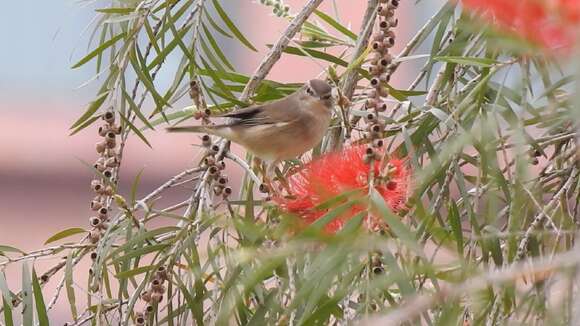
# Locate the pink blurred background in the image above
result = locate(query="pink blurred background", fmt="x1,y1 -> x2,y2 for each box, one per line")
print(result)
0,1 -> 439,322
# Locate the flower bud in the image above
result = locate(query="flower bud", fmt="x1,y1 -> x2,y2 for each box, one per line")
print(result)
103,112 -> 115,124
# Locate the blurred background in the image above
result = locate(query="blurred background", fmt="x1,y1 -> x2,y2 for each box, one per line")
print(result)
0,1 -> 440,322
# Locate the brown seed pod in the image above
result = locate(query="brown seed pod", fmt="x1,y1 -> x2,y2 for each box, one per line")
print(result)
365,112 -> 377,122
387,0 -> 399,9
103,112 -> 115,124
105,157 -> 119,168
92,182 -> 104,194
90,252 -> 98,260
208,144 -> 220,155
218,176 -> 228,185
203,108 -> 212,117
217,160 -> 226,170
370,124 -> 383,133
135,316 -> 145,326
259,183 -> 270,193
89,216 -> 103,228
204,156 -> 216,166
368,64 -> 382,76
213,186 -> 223,196
371,41 -> 383,52
104,186 -> 114,196
370,78 -> 381,88
98,207 -> 108,218
145,304 -> 154,314
156,266 -> 168,281
90,199 -> 103,211
194,111 -> 203,120
103,170 -> 113,179
201,134 -> 212,147
223,187 -> 232,198
95,141 -> 107,154
376,102 -> 388,112
89,230 -> 101,244
112,125 -> 122,135
208,165 -> 219,176
372,31 -> 385,42
386,17 -> 398,28
151,278 -> 164,292
140,290 -> 152,302
98,125 -> 111,137
151,292 -> 163,303
366,99 -> 378,110
372,139 -> 384,148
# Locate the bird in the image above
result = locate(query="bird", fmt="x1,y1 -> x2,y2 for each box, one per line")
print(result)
167,79 -> 334,169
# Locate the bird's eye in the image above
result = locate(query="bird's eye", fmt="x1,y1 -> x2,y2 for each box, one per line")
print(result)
306,87 -> 314,96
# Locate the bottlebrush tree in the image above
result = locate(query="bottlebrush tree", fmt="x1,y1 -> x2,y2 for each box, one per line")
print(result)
2,0 -> 580,325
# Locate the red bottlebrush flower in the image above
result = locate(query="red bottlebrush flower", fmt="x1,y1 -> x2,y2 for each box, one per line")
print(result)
274,145 -> 410,233
461,0 -> 580,54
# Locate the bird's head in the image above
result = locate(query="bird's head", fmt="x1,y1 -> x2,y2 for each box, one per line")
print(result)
304,79 -> 333,108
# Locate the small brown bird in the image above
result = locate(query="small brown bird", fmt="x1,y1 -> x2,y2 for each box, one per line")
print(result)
167,79 -> 334,165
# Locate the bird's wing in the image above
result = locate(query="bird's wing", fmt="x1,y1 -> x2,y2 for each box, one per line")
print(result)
216,95 -> 302,127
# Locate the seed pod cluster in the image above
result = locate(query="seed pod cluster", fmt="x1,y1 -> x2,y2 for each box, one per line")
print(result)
189,80 -> 211,124
259,0 -> 290,17
90,111 -> 120,246
201,137 -> 232,200
363,0 -> 399,163
135,266 -> 169,325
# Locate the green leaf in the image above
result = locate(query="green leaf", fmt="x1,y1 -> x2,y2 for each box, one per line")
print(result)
202,23 -> 235,70
0,272 -> 13,326
71,32 -> 126,68
0,245 -> 25,254
115,266 -> 156,279
69,90 -> 109,130
280,45 -> 349,67
31,269 -> 49,326
212,0 -> 257,51
434,56 -> 499,67
147,24 -> 193,70
96,7 -> 135,14
314,10 -> 357,40
65,253 -> 77,321
118,111 -> 153,148
122,90 -> 155,130
448,201 -> 463,255
21,263 -> 32,326
44,228 -> 86,245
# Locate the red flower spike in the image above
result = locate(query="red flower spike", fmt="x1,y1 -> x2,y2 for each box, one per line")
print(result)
274,145 -> 410,233
460,0 -> 580,54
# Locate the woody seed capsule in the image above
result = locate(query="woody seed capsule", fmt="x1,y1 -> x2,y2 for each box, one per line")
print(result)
103,112 -> 115,124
